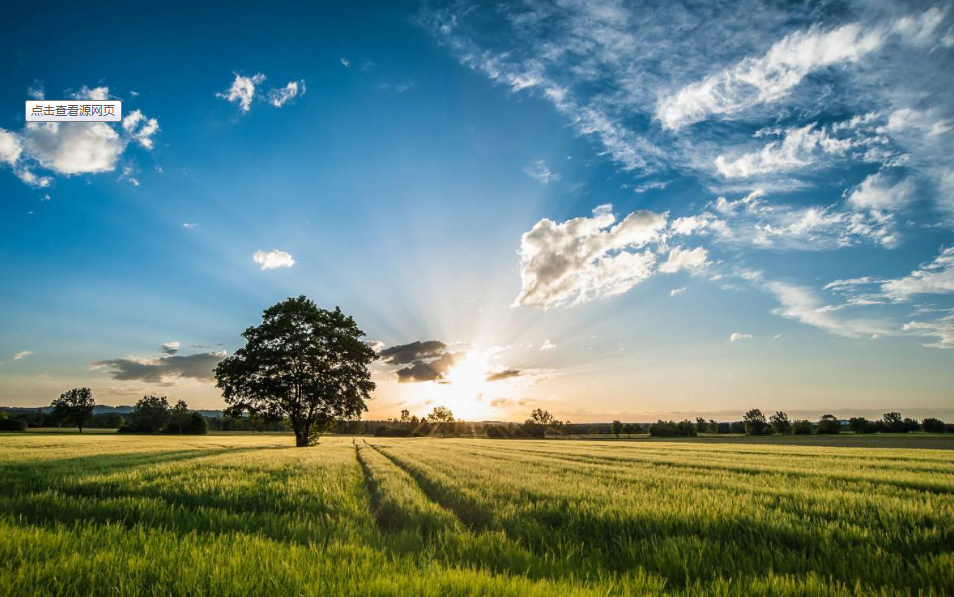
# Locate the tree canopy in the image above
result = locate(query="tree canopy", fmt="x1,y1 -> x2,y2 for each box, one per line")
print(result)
215,296 -> 376,447
50,387 -> 95,433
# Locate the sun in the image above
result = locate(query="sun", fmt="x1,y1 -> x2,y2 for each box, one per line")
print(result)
432,350 -> 496,421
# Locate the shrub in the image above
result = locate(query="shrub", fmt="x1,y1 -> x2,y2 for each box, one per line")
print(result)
649,420 -> 680,437
374,426 -> 412,437
792,419 -> 813,435
0,418 -> 28,432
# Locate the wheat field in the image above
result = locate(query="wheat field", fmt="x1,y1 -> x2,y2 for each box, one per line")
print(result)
1,433 -> 951,596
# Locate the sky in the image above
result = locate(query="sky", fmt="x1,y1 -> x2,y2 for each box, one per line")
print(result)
1,0 -> 953,423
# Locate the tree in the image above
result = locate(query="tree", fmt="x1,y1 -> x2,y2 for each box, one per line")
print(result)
792,419 -> 813,435
587,426 -> 600,436
848,417 -> 873,434
623,423 -> 636,437
696,417 -> 708,433
400,409 -> 411,423
922,417 -> 946,433
167,400 -> 192,434
125,395 -> 171,433
676,420 -> 698,437
881,412 -> 904,433
742,409 -> 771,436
428,406 -> 455,438
612,420 -> 623,438
527,408 -> 555,426
770,411 -> 792,435
817,414 -> 841,434
215,297 -> 377,447
50,388 -> 96,433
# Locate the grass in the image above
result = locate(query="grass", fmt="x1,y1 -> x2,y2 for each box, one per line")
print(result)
0,434 -> 951,596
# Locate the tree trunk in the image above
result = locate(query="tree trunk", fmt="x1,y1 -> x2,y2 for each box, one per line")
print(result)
293,423 -> 310,447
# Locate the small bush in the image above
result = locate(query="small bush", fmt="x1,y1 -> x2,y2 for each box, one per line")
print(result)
0,418 -> 27,432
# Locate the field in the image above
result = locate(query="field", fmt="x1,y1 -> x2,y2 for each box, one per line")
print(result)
0,434 -> 951,596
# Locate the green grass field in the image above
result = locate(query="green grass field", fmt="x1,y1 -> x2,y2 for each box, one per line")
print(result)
1,434 -> 951,596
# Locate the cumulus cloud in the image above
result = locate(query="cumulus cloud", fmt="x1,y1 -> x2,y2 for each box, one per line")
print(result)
268,80 -> 306,108
217,73 -> 266,113
253,249 -> 295,270
1,85 -> 161,187
847,171 -> 916,211
524,158 -> 559,184
20,122 -> 124,175
659,246 -> 710,274
92,351 -> 227,384
881,246 -> 954,301
0,128 -> 22,165
161,341 -> 180,355
514,204 -> 668,308
729,332 -> 752,342
72,86 -> 110,101
657,22 -> 886,129
12,351 -> 33,360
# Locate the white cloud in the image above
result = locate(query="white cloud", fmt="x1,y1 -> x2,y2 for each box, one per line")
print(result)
893,6 -> 949,48
657,22 -> 885,129
729,332 -> 752,342
670,287 -> 686,297
540,339 -> 557,351
0,128 -> 23,165
340,57 -> 351,67
72,86 -> 110,101
122,110 -> 160,149
715,124 -> 853,178
514,204 -> 668,308
27,81 -> 44,100
161,341 -> 180,355
21,122 -> 124,175
253,249 -> 295,270
764,280 -> 889,338
881,246 -> 954,301
217,73 -> 266,113
903,313 -> 954,349
524,158 -> 559,184
182,223 -> 198,229
847,172 -> 916,211
268,80 -> 305,108
658,246 -> 710,274
12,351 -> 33,360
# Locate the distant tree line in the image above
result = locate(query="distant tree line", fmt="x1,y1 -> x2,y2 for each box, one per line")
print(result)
0,389 -> 207,435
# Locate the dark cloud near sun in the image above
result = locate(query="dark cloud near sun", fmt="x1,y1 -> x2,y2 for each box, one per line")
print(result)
396,352 -> 458,383
379,340 -> 447,364
93,351 -> 226,384
486,369 -> 522,382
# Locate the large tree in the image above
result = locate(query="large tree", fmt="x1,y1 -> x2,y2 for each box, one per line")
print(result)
50,387 -> 95,433
215,296 -> 376,447
427,406 -> 455,438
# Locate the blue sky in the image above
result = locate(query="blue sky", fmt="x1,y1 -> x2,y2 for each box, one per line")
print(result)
1,0 -> 953,422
